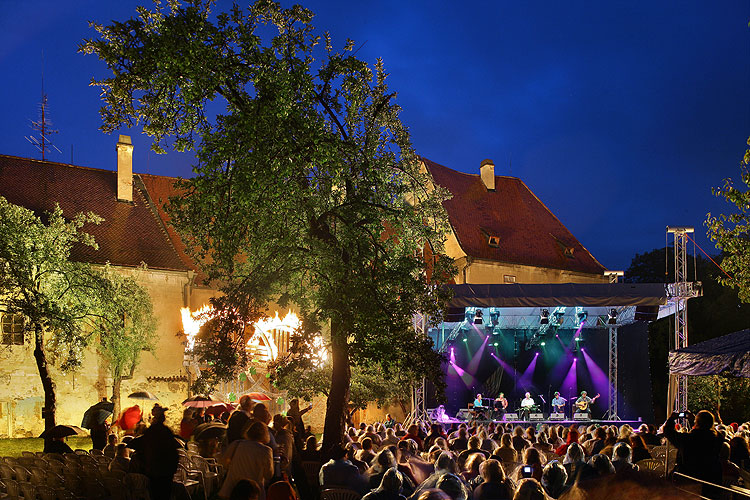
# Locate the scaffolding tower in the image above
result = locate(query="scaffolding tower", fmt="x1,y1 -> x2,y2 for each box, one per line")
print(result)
667,226 -> 694,412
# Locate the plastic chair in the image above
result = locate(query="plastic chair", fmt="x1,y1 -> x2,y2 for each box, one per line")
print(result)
20,453 -> 35,460
36,485 -> 57,500
90,450 -> 104,457
9,467 -> 29,484
635,458 -> 665,475
19,482 -> 38,500
190,455 -> 218,497
125,473 -> 151,500
74,450 -> 90,456
302,461 -> 322,489
102,476 -> 128,500
1,479 -> 19,500
84,478 -> 108,500
0,465 -> 14,482
28,467 -> 47,486
320,488 -> 362,500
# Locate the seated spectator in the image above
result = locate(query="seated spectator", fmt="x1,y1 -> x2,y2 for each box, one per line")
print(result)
44,434 -> 73,454
358,437 -> 378,465
436,473 -> 470,500
540,461 -> 567,499
729,436 -> 750,469
109,443 -> 131,473
562,443 -> 588,486
413,452 -> 460,496
458,436 -> 489,469
425,424 -> 446,451
402,424 -> 424,450
512,427 -> 530,454
493,434 -> 517,463
513,478 -> 549,500
473,459 -> 514,500
267,481 -> 297,500
637,424 -> 661,446
555,427 -> 579,457
532,433 -> 552,453
416,490 -> 452,500
588,454 -> 615,477
382,428 -> 400,447
628,434 -> 651,463
301,435 -> 321,462
518,448 -> 543,482
611,443 -> 638,474
230,479 -> 261,500
362,468 -> 406,500
320,444 -> 369,495
587,427 -> 606,456
450,428 -> 470,452
461,453 -> 486,486
102,433 -> 118,457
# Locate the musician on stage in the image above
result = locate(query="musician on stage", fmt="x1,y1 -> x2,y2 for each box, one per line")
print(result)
520,392 -> 535,420
551,392 -> 567,414
471,393 -> 487,420
493,393 -> 508,420
473,393 -> 484,408
574,391 -> 599,418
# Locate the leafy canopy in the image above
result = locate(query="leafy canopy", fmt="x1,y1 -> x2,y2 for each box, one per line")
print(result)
82,0 -> 455,413
706,137 -> 750,302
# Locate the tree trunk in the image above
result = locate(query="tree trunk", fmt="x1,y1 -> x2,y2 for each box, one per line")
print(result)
33,323 -> 56,437
321,318 -> 350,458
112,374 -> 121,424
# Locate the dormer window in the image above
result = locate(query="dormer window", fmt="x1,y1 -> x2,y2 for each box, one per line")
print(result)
488,236 -> 500,248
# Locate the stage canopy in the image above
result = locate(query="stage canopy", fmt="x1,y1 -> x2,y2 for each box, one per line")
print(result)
446,283 -> 669,308
668,329 -> 750,378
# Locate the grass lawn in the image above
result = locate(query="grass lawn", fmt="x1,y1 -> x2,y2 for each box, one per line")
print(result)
0,436 -> 93,457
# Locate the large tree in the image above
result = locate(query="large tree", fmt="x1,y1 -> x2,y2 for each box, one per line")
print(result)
82,0 -> 454,451
706,137 -> 750,302
0,197 -> 102,433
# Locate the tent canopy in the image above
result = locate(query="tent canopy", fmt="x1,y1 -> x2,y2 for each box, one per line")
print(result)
447,283 -> 668,308
668,329 -> 750,378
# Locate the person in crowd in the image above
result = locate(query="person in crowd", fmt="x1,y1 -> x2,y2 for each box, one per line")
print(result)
139,404 -> 179,500
458,436 -> 489,469
628,434 -> 651,463
286,399 -> 312,445
102,433 -> 118,457
611,442 -> 638,474
519,448 -> 543,482
512,427 -> 530,454
384,414 -> 397,429
540,461 -> 567,499
365,425 -> 383,447
562,443 -> 588,486
436,473 -> 470,500
43,433 -> 73,454
179,408 -> 195,440
273,414 -> 295,471
663,410 -> 723,498
425,424 -> 446,451
532,433 -> 552,453
301,435 -> 321,462
362,468 -> 407,500
493,434 -> 518,463
347,442 -> 369,473
555,427 -> 579,457
358,437 -> 377,465
230,479 -> 261,500
637,423 -> 661,446
513,478 -> 549,500
267,481 -> 297,500
109,443 -> 131,473
252,404 -> 279,453
220,421 -> 274,500
729,436 -> 750,469
402,424 -> 424,450
588,454 -> 615,478
450,426 -> 470,451
473,459 -> 513,500
461,453 -> 486,486
227,395 -> 255,445
382,428 -> 400,447
320,443 -> 369,495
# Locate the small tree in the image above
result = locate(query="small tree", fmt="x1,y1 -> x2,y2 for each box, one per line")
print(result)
706,137 -> 750,302
89,264 -> 157,419
0,197 -> 102,432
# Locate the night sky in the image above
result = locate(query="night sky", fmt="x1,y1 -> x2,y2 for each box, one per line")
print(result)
1,1 -> 748,272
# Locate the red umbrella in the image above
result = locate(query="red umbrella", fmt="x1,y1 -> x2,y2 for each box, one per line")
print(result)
182,395 -> 221,408
206,402 -> 235,416
116,405 -> 142,431
244,392 -> 271,402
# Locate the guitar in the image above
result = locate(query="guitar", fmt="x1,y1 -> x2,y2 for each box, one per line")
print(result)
575,393 -> 600,411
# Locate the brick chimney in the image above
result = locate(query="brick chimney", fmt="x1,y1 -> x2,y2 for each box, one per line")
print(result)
116,135 -> 133,202
480,158 -> 495,191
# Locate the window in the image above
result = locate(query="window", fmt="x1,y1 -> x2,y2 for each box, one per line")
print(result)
504,275 -> 516,283
1,313 -> 24,345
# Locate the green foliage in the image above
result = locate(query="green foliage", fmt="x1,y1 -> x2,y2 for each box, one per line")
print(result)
82,0 -> 455,444
0,197 -> 103,369
688,375 -> 750,424
706,137 -> 750,303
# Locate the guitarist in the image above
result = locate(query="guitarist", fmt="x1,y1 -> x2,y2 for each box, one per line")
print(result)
574,391 -> 600,419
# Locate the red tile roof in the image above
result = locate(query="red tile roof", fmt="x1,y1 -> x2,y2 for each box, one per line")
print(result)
0,154 -> 190,272
423,157 -> 607,276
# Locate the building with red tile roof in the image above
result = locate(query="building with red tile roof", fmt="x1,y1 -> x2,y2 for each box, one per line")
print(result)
422,157 -> 609,284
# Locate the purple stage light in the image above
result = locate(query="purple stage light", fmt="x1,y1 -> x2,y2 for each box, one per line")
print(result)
490,352 -> 520,380
582,349 -> 611,404
518,353 -> 539,390
559,359 -> 578,398
466,333 -> 490,373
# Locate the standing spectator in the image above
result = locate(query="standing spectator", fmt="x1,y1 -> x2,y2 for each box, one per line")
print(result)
220,421 -> 274,499
729,436 -> 750,469
180,408 -> 196,440
663,410 -> 723,498
273,414 -> 295,471
384,414 -> 397,429
227,395 -> 255,445
139,404 -> 179,500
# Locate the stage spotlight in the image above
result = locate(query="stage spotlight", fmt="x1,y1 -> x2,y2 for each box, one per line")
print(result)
540,341 -> 546,346
540,309 -> 549,325
552,311 -> 565,325
576,310 -> 587,325
462,337 -> 468,342
473,309 -> 483,325
489,308 -> 500,326
608,308 -> 618,325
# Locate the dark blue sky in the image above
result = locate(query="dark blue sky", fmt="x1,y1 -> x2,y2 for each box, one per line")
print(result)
1,1 -> 748,272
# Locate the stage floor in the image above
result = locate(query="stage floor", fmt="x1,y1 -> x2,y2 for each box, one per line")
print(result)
434,418 -> 642,427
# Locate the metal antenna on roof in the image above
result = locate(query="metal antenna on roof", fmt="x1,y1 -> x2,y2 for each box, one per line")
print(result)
25,51 -> 61,161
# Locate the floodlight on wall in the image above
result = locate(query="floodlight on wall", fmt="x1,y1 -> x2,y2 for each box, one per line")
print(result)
607,309 -> 618,325
473,309 -> 484,325
540,309 -> 550,325
576,310 -> 588,326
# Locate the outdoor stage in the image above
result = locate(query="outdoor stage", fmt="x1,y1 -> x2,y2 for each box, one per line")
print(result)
430,416 -> 643,428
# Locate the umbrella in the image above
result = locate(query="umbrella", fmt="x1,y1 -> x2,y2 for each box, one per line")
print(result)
182,395 -> 221,408
116,405 -> 143,431
194,422 -> 227,441
128,391 -> 159,400
40,424 -> 87,439
243,392 -> 271,402
81,400 -> 114,429
206,402 -> 235,416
